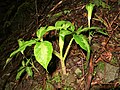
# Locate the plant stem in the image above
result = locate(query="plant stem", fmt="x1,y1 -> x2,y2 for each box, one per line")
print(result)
63,38 -> 73,61
53,50 -> 62,60
31,61 -> 40,74
53,50 -> 67,75
53,50 -> 66,74
53,38 -> 74,75
60,59 -> 66,75
88,19 -> 90,28
61,38 -> 73,75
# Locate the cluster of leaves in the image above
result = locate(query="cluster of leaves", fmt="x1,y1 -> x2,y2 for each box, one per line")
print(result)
4,20 -> 106,79
4,3 -> 108,80
16,58 -> 33,80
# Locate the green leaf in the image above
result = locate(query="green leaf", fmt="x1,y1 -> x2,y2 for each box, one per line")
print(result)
68,23 -> 75,32
59,30 -> 72,37
76,26 -> 83,34
76,27 -> 100,35
62,21 -> 74,31
55,21 -> 75,31
73,34 -> 90,60
34,41 -> 53,71
16,67 -> 25,80
55,20 -> 66,29
22,60 -> 25,67
18,39 -> 25,54
10,39 -> 37,57
55,21 -> 75,58
97,29 -> 108,36
26,67 -> 33,77
37,26 -> 57,40
46,26 -> 56,31
18,39 -> 24,47
4,41 -> 33,68
37,26 -> 47,40
3,57 -> 13,69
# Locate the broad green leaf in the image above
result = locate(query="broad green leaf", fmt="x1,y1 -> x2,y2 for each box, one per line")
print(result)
67,22 -> 75,32
73,34 -> 90,60
59,30 -> 72,37
73,34 -> 88,51
37,26 -> 47,39
16,67 -> 25,80
34,41 -> 53,71
37,26 -> 57,40
62,21 -> 72,30
10,39 -> 37,57
55,20 -> 66,29
55,21 -> 75,31
26,67 -> 33,77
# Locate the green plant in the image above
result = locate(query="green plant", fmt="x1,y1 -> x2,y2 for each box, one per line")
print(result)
4,21 -> 100,76
86,3 -> 95,43
4,3 -> 107,79
16,58 -> 33,80
15,55 -> 40,80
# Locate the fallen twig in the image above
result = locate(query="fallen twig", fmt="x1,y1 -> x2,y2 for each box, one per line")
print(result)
85,54 -> 94,90
50,0 -> 63,12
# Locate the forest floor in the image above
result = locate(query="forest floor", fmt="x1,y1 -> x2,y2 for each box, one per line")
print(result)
0,0 -> 120,90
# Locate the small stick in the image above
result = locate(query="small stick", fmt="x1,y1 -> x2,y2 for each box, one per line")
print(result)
35,0 -> 39,25
85,54 -> 94,90
104,26 -> 118,48
50,0 -> 63,12
110,12 -> 120,26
